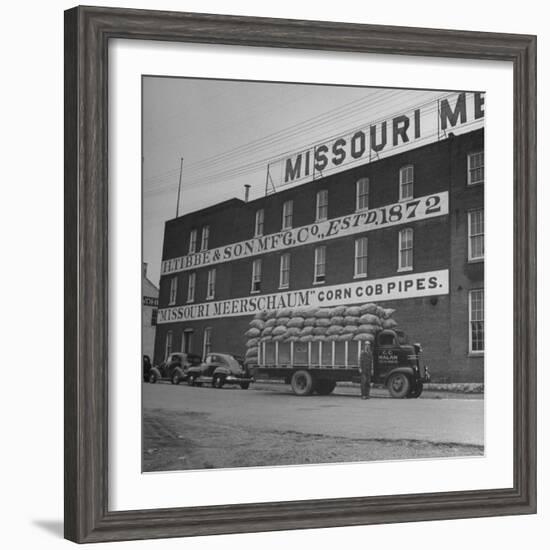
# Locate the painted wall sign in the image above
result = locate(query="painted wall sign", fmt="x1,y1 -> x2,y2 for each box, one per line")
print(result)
157,269 -> 449,323
162,192 -> 448,275
267,92 -> 484,188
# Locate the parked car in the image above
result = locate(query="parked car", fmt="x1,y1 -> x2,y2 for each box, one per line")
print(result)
143,355 -> 152,382
148,352 -> 202,385
186,353 -> 254,389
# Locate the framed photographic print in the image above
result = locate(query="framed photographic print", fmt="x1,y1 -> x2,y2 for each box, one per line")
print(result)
64,5 -> 536,543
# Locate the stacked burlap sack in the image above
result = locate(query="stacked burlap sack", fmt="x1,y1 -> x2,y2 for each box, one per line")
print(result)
243,304 -> 397,365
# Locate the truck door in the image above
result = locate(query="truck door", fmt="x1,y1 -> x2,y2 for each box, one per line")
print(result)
375,331 -> 400,382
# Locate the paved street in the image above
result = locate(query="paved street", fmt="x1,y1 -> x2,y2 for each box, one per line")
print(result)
143,381 -> 484,471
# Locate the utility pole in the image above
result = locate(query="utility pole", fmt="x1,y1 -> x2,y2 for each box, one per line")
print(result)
176,157 -> 183,218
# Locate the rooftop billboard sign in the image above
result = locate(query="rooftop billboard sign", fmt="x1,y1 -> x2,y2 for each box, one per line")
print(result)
266,91 -> 484,190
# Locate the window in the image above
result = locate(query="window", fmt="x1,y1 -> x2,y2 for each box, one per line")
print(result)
468,151 -> 484,185
354,237 -> 368,277
282,200 -> 293,229
254,209 -> 264,237
279,253 -> 290,289
187,272 -> 196,303
188,229 -> 198,254
206,268 -> 216,300
200,225 -> 210,251
469,289 -> 484,353
203,328 -> 212,358
316,190 -> 328,221
398,228 -> 413,271
399,165 -> 414,201
168,277 -> 178,305
251,259 -> 262,293
356,178 -> 369,211
151,309 -> 157,326
468,209 -> 484,261
165,330 -> 173,359
181,330 -> 193,353
314,246 -> 326,284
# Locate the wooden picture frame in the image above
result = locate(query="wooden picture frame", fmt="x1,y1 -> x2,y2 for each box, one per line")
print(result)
64,5 -> 536,543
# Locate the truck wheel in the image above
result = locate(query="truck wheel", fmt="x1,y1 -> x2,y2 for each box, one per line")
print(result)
315,380 -> 336,395
408,382 -> 423,398
213,375 -> 224,389
291,370 -> 314,396
387,373 -> 411,398
148,372 -> 157,384
171,372 -> 181,385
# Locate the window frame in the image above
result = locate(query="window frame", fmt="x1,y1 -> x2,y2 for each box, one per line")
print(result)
206,268 -> 216,300
186,272 -> 196,303
469,288 -> 485,354
468,208 -> 485,262
399,165 -> 414,201
200,225 -> 210,251
279,253 -> 290,289
202,327 -> 212,359
251,258 -> 262,294
355,177 -> 369,211
315,189 -> 328,221
188,229 -> 198,254
168,276 -> 178,305
398,227 -> 414,272
467,151 -> 484,186
282,200 -> 293,230
354,237 -> 368,278
313,245 -> 326,284
164,330 -> 173,360
254,208 -> 264,237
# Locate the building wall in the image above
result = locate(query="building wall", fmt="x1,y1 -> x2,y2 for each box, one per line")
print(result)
154,129 -> 484,382
142,264 -> 159,360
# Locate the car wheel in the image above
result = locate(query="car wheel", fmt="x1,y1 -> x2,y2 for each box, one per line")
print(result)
171,373 -> 181,385
187,375 -> 195,387
387,373 -> 411,398
148,372 -> 157,384
240,382 -> 250,390
291,370 -> 314,396
213,375 -> 224,389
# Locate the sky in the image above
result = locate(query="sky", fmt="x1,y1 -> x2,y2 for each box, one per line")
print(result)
142,78 -> 445,285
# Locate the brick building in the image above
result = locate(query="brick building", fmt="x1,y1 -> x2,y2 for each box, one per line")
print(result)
154,127 -> 484,383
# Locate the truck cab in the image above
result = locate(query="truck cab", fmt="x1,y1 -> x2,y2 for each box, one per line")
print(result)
373,329 -> 430,398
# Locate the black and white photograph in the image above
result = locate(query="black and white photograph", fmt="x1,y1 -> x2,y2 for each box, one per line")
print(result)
142,78 -> 485,472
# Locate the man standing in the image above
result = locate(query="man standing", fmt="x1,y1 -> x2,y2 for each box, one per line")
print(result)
359,340 -> 373,399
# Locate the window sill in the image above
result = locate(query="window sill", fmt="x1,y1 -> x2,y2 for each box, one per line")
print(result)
312,280 -> 326,286
353,273 -> 367,279
278,285 -> 289,290
468,257 -> 484,264
186,300 -> 195,304
399,196 -> 413,203
468,352 -> 485,357
467,181 -> 484,187
397,266 -> 413,273
250,289 -> 261,295
206,296 -> 215,301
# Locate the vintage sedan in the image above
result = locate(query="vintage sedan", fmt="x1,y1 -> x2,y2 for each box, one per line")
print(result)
148,352 -> 202,385
186,353 -> 254,389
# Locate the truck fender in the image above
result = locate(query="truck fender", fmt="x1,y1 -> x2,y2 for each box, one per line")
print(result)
383,366 -> 416,385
